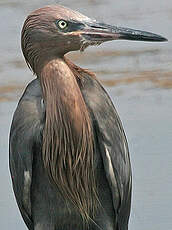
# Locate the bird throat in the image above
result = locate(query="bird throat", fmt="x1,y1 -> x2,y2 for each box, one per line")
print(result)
39,58 -> 98,222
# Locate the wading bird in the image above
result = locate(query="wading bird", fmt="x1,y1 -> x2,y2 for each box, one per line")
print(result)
9,5 -> 167,230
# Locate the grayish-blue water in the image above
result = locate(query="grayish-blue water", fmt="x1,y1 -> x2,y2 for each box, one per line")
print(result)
0,0 -> 172,229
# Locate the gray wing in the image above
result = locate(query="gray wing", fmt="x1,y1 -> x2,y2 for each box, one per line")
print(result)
81,75 -> 132,229
9,80 -> 43,230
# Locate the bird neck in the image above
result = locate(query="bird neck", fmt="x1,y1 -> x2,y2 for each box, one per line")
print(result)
40,58 -> 84,133
39,57 -> 98,221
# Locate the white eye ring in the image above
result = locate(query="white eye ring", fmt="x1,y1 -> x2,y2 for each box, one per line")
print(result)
58,20 -> 68,29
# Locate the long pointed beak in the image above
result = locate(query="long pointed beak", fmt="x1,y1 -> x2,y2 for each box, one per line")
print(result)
80,21 -> 167,46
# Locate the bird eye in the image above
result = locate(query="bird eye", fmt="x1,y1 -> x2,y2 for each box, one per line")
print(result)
57,20 -> 68,30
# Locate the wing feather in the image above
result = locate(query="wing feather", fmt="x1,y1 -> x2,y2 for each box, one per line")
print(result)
9,80 -> 43,230
81,75 -> 132,228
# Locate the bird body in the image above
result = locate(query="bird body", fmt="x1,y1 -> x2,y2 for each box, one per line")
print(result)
10,60 -> 131,230
9,4 -> 166,230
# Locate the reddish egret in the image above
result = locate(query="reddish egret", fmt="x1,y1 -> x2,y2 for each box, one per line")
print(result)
9,5 -> 167,230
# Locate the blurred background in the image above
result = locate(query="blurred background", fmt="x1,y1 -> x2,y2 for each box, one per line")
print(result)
0,0 -> 171,229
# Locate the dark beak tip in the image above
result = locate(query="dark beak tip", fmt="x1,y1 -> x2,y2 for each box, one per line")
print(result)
161,37 -> 168,42
156,35 -> 168,42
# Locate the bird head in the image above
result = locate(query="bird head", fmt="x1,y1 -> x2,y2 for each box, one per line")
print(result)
21,4 -> 167,73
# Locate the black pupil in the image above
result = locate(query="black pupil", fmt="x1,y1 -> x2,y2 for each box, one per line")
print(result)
61,21 -> 65,26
